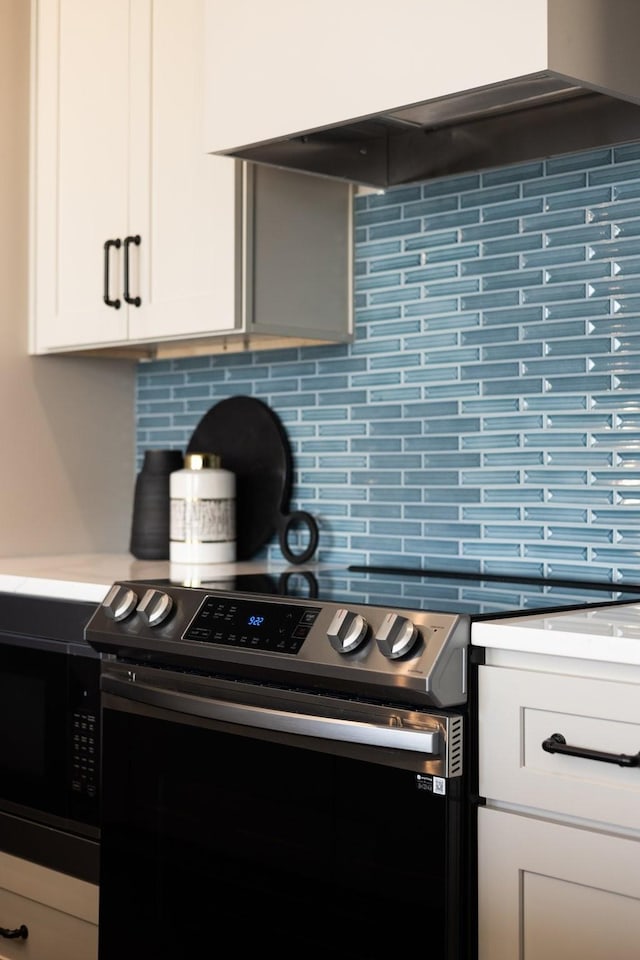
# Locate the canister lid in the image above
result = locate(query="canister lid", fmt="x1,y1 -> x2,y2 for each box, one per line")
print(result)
183,452 -> 221,470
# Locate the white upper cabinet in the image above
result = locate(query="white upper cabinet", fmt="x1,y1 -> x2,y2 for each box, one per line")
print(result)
203,0 -> 548,153
30,0 -> 353,358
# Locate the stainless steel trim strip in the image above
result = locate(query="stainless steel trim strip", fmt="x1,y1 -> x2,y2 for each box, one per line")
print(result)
102,673 -> 441,755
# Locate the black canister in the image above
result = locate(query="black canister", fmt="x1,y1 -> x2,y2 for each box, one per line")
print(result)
130,449 -> 184,560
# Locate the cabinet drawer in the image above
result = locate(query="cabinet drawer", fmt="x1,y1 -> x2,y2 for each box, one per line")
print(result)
0,853 -> 97,960
478,665 -> 640,830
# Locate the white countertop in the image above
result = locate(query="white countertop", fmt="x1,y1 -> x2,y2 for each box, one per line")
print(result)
472,602 -> 640,666
0,553 -> 282,603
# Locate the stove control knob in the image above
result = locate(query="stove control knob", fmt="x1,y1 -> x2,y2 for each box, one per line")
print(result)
327,608 -> 368,654
102,584 -> 139,622
137,589 -> 174,627
375,613 -> 419,660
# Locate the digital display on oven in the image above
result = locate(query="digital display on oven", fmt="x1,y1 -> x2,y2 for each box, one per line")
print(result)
183,596 -> 320,654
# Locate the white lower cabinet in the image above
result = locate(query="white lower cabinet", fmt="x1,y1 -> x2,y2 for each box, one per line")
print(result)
478,807 -> 640,960
477,656 -> 640,960
0,852 -> 97,960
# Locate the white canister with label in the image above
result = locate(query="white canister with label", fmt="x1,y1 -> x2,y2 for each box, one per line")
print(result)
169,452 -> 236,564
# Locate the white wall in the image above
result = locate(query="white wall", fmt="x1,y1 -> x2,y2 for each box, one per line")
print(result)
0,0 -> 136,556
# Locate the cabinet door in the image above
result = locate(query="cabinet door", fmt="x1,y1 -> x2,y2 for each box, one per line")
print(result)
32,0 -> 240,353
127,0 -> 240,343
478,807 -> 640,960
31,0 -> 130,350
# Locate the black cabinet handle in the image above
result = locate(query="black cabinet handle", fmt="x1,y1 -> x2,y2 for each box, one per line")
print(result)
103,238 -> 121,309
0,924 -> 28,939
123,234 -> 141,307
542,732 -> 640,767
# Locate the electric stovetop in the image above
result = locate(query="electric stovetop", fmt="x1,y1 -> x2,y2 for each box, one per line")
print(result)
158,565 -> 640,620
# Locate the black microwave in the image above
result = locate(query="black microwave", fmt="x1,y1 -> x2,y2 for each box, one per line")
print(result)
0,592 -> 101,883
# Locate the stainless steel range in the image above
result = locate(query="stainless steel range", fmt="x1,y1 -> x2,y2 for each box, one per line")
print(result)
85,566 -> 640,960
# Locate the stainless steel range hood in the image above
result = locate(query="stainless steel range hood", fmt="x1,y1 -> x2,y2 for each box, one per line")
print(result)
214,0 -> 640,188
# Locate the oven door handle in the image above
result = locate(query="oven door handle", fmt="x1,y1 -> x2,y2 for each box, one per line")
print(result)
102,675 -> 442,756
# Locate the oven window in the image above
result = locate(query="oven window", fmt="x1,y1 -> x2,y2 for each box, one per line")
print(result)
0,643 -> 68,816
0,672 -> 46,776
99,705 -> 467,960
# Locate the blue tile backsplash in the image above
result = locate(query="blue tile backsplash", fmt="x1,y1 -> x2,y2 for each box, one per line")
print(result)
136,143 -> 640,585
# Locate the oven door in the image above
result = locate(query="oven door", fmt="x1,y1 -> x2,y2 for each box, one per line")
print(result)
98,665 -> 470,960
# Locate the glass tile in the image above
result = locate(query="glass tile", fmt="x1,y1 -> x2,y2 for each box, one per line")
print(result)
483,234 -> 543,255
546,186 -> 612,211
522,172 -> 586,197
523,283 -> 586,303
523,245 -> 586,268
484,524 -> 544,539
483,488 -> 544,502
548,487 -> 613,503
545,261 -> 611,283
482,161 -> 544,184
462,507 -> 521,520
462,434 -> 518,450
461,361 -> 519,380
422,173 -> 480,195
614,181 -> 640,201
526,468 -> 588,484
587,198 -> 640,221
589,160 -> 640,185
525,506 -> 587,522
483,451 -> 544,466
461,184 -> 520,207
405,229 -> 458,250
461,291 -> 520,310
543,374 -> 611,392
482,269 -> 543,291
483,377 -> 543,396
483,414 -> 543,430
404,263 -> 458,283
463,542 -> 522,557
481,197 -> 543,221
355,272 -> 402,291
546,148 -> 612,173
547,524 -> 613,546
462,219 -> 520,241
404,196 -> 459,217
369,218 -> 423,240
422,209 -> 480,231
522,358 -> 587,376
405,505 -> 459,519
544,337 -> 610,357
358,205 -> 403,226
524,544 -> 588,560
369,253 -> 422,272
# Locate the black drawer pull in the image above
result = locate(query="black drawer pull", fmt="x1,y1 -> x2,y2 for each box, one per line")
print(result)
123,234 -> 141,307
0,924 -> 28,939
103,238 -> 122,309
542,732 -> 640,767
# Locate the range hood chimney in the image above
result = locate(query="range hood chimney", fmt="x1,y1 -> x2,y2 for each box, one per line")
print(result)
211,0 -> 640,187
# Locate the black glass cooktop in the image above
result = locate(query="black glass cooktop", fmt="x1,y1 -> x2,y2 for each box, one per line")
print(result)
152,565 -> 640,620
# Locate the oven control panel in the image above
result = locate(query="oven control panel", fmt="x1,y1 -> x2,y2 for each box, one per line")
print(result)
183,595 -> 320,654
88,580 -> 470,707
